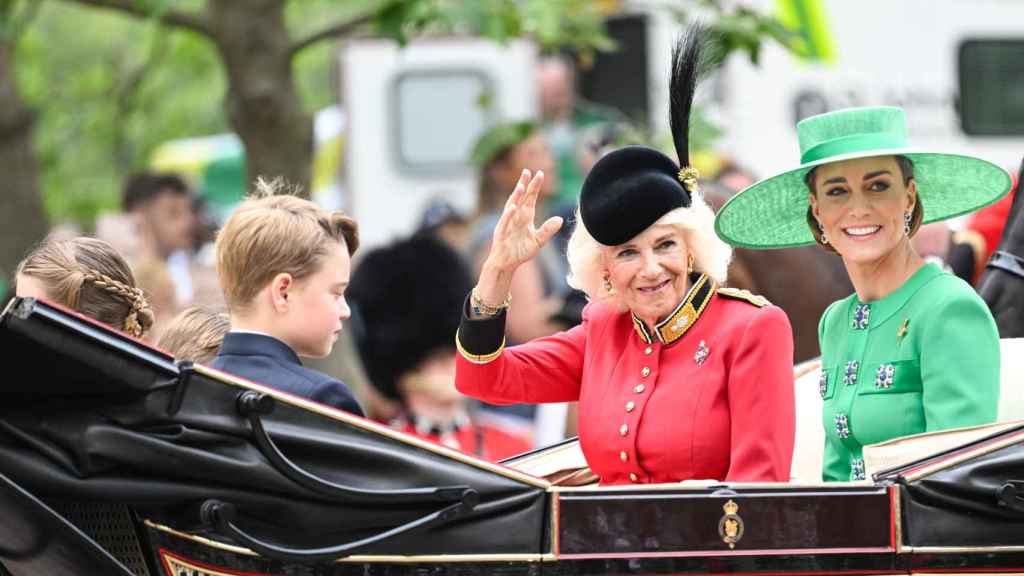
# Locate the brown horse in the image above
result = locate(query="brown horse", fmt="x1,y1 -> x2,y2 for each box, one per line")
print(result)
978,158 -> 1024,338
703,181 -> 854,363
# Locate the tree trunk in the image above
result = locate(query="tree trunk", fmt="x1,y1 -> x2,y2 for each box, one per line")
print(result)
208,0 -> 313,196
0,43 -> 48,286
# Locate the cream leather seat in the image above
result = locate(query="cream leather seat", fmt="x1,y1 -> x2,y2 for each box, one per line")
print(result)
998,338 -> 1024,421
790,360 -> 825,482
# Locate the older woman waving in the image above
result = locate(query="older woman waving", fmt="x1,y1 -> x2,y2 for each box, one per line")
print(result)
455,29 -> 795,485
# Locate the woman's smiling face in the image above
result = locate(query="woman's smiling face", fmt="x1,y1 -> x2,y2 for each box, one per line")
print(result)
809,155 -> 916,265
602,223 -> 691,327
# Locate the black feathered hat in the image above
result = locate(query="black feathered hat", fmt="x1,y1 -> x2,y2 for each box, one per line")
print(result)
579,26 -> 706,246
348,235 -> 473,400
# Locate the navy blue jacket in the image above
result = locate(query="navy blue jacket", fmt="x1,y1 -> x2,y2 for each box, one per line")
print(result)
211,332 -> 364,417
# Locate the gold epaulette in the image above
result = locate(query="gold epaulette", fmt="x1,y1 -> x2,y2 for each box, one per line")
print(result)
717,287 -> 770,308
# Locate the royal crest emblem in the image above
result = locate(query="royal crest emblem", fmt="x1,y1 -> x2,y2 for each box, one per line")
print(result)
672,315 -> 690,332
718,499 -> 745,549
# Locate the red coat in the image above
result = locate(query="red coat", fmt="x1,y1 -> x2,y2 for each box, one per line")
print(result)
388,417 -> 533,462
456,278 -> 795,485
967,181 -> 1016,282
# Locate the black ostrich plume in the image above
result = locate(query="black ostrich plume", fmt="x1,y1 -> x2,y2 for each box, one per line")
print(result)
669,24 -> 708,170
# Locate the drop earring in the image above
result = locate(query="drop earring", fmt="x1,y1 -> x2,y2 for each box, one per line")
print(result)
603,274 -> 614,295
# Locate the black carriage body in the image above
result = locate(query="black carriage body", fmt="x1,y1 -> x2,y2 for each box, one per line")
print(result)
1,298 -> 1024,576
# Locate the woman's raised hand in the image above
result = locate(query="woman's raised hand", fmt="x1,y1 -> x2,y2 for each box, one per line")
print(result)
472,169 -> 563,311
483,169 -> 564,274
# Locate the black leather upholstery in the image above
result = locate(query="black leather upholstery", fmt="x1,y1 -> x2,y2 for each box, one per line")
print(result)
0,298 -> 547,563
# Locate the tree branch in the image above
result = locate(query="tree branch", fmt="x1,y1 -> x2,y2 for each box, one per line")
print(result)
111,30 -> 170,171
62,0 -> 213,38
9,0 -> 43,42
289,12 -> 375,56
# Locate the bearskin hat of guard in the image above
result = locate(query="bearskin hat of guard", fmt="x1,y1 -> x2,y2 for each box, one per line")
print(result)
348,233 -> 473,401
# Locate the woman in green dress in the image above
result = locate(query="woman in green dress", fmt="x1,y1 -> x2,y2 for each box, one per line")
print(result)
715,106 -> 1012,481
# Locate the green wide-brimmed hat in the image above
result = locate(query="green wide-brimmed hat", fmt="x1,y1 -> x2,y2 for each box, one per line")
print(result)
714,106 -> 1012,249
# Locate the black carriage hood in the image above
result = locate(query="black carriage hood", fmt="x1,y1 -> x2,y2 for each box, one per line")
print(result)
0,297 -> 549,570
873,420 -> 1024,549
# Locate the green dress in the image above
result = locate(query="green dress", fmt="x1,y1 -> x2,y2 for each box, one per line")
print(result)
819,262 -> 1000,482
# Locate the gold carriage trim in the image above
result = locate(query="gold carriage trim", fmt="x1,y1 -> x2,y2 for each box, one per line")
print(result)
455,328 -> 505,365
147,520 -> 552,564
717,287 -> 770,308
631,274 -> 715,346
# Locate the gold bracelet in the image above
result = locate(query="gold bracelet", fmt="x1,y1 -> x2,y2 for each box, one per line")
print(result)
470,287 -> 512,316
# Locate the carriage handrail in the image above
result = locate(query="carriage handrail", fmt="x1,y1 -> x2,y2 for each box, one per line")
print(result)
237,391 -> 480,504
200,496 -> 471,562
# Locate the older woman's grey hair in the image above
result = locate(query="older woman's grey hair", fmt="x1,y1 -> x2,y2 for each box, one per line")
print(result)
566,192 -> 731,308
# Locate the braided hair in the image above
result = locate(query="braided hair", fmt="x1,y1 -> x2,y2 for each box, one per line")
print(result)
16,237 -> 155,338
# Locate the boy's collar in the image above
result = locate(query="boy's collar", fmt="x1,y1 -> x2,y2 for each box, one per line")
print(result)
229,328 -> 274,338
220,332 -> 303,366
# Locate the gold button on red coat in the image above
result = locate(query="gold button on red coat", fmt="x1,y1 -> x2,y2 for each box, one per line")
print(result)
644,347 -> 653,355
641,367 -> 651,377
625,401 -> 635,412
619,451 -> 628,462
634,384 -> 646,394
619,424 -> 628,436
629,473 -> 639,482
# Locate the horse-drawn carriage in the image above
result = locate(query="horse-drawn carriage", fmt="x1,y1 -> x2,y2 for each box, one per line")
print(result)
1,296 -> 1023,576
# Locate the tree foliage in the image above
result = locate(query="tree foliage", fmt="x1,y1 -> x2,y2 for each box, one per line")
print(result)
11,0 -> 795,229
16,1 -> 224,227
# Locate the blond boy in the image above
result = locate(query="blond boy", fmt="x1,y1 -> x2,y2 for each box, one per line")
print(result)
210,179 -> 363,415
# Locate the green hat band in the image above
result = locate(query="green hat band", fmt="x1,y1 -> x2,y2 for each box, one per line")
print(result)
801,132 -> 908,164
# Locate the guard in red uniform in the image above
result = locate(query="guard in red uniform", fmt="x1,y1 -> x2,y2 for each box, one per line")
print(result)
349,233 -> 532,462
455,28 -> 795,485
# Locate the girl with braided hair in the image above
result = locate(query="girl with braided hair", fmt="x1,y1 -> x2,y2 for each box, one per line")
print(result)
14,236 -> 155,338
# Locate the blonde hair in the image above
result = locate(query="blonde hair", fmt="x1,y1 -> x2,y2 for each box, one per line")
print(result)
133,257 -> 178,319
216,178 -> 359,311
16,236 -> 154,338
157,306 -> 230,363
566,193 -> 731,307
